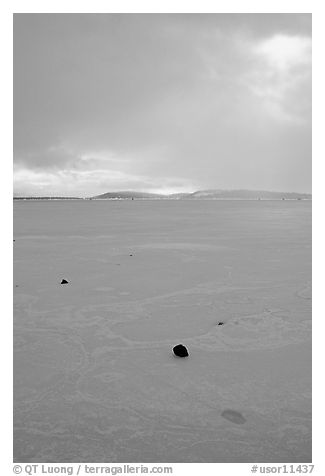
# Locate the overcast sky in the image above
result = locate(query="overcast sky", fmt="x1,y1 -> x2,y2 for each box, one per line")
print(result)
13,13 -> 311,196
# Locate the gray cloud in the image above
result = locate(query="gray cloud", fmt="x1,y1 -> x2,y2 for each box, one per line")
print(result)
14,13 -> 311,196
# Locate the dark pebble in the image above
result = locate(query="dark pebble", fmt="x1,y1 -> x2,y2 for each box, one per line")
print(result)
173,344 -> 189,357
217,322 -> 224,326
61,279 -> 69,284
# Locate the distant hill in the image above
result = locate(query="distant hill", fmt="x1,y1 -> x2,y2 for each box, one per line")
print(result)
184,189 -> 311,200
92,191 -> 166,199
91,189 -> 311,200
13,189 -> 311,201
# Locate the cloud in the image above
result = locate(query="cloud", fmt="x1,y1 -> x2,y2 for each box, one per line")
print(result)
244,34 -> 311,123
13,14 -> 312,195
13,165 -> 143,196
254,34 -> 311,70
13,155 -> 196,197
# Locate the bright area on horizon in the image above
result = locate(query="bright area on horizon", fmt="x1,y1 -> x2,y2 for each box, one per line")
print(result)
13,13 -> 311,197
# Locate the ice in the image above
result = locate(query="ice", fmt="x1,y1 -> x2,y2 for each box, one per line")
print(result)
13,200 -> 311,462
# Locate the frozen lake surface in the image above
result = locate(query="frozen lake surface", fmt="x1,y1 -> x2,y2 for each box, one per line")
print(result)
13,200 -> 312,462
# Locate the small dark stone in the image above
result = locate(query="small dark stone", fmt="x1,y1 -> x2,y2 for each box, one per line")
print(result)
173,344 -> 189,358
13,239 -> 15,242
61,279 -> 69,284
217,321 -> 224,326
129,254 -> 133,257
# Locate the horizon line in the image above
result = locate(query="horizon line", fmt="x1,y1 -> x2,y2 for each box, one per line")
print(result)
13,187 -> 312,199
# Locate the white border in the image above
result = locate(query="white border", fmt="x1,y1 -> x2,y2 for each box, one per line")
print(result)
6,0 -> 317,14
3,2 -> 322,475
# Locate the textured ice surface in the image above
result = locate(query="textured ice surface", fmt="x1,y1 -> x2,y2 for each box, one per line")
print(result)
13,200 -> 311,462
